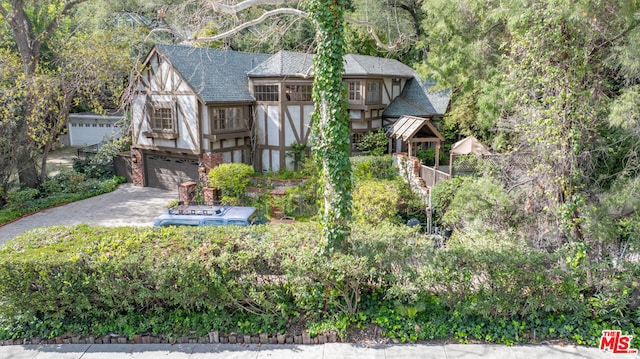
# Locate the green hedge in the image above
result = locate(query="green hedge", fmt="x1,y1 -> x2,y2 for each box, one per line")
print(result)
0,223 -> 638,346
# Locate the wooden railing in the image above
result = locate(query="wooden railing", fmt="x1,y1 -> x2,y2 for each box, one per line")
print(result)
420,165 -> 450,187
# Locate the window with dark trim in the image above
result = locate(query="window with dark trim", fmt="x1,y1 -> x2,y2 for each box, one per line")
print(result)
254,85 -> 279,102
366,81 -> 382,104
351,132 -> 364,150
150,103 -> 175,132
285,84 -> 313,102
346,81 -> 362,103
210,107 -> 246,131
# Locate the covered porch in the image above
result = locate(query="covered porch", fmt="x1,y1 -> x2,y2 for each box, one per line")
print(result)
388,115 -> 450,188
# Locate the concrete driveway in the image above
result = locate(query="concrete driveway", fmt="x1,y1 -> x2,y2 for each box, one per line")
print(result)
0,184 -> 176,244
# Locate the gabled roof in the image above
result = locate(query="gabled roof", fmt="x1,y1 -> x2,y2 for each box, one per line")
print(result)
248,50 -> 313,77
247,51 -> 415,78
153,44 -> 270,103
383,78 -> 451,118
343,54 -> 414,77
387,115 -> 445,142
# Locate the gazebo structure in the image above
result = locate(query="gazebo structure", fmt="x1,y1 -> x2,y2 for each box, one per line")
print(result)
387,115 -> 445,169
448,136 -> 492,177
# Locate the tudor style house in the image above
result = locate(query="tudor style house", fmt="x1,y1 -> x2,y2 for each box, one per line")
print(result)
131,44 -> 449,190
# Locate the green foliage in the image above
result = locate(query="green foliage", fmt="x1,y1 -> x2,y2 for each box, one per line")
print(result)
0,176 -> 125,225
207,163 -> 254,204
432,177 -> 521,243
350,155 -> 397,181
285,141 -> 309,171
307,0 -> 353,251
5,188 -> 40,210
0,223 -> 637,346
352,180 -> 400,225
278,181 -> 321,220
415,147 -> 447,167
356,129 -> 388,156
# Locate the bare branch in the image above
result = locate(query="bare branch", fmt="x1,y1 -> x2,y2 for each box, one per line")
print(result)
192,2 -> 401,51
191,7 -> 308,43
345,17 -> 400,51
209,0 -> 300,14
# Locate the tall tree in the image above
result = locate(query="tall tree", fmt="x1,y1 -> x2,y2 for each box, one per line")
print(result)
0,0 -> 134,187
0,0 -> 88,187
421,0 -> 640,248
306,0 -> 352,251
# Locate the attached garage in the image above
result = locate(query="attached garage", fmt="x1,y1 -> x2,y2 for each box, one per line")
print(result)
144,154 -> 199,191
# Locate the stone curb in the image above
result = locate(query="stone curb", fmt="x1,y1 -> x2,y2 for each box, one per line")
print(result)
0,331 -> 339,346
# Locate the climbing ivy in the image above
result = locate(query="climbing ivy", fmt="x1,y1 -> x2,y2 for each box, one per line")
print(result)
306,0 -> 353,252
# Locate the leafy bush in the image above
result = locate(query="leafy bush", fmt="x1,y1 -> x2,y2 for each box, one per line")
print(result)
73,136 -> 131,179
0,223 -> 637,346
5,188 -> 40,209
356,129 -> 388,156
352,180 -> 400,224
208,163 -> 254,204
0,176 -> 125,225
350,155 -> 397,181
277,179 -> 321,219
415,147 -> 447,166
72,157 -> 114,179
431,177 -> 521,242
40,171 -> 87,195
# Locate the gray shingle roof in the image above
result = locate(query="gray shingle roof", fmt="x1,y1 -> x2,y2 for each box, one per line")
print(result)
247,51 -> 415,78
155,44 -> 270,103
383,78 -> 451,118
247,50 -> 313,77
343,54 -> 415,77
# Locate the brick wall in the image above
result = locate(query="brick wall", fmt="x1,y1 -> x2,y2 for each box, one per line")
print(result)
178,181 -> 198,204
131,148 -> 144,187
198,152 -> 223,185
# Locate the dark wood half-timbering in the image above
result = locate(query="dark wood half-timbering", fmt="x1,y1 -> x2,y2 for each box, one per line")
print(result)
131,45 -> 450,187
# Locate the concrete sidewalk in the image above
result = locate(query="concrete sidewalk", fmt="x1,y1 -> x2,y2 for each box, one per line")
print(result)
0,343 -> 630,358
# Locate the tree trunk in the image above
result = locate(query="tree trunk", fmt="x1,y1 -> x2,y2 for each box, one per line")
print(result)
309,0 -> 353,251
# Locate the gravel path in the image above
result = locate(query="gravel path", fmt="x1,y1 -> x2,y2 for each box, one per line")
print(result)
0,184 -> 176,244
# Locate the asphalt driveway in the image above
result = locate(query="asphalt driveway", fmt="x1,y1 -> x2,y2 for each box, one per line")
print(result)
0,184 -> 177,244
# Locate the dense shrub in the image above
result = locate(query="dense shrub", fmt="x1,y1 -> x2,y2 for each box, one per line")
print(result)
0,223 -> 637,345
5,188 -> 40,209
431,176 -> 521,243
415,147 -> 447,166
73,136 -> 131,179
352,180 -> 400,224
356,129 -> 388,156
0,176 -> 125,225
350,155 -> 397,181
208,163 -> 254,204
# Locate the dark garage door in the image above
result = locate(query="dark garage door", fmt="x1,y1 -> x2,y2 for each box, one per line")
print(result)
145,154 -> 199,190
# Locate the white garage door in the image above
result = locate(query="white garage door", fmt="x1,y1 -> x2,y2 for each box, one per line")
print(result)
68,119 -> 121,146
